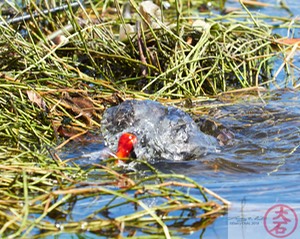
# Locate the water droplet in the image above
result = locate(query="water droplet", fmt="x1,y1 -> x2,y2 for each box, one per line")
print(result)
81,222 -> 88,230
55,223 -> 64,230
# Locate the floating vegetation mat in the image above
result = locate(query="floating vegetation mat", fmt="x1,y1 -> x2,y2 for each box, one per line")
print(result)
0,0 -> 299,99
0,159 -> 229,238
0,0 -> 299,237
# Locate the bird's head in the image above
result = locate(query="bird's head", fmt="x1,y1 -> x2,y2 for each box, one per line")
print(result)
115,133 -> 137,159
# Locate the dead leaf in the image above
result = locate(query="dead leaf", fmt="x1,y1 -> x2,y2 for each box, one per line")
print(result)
276,38 -> 300,45
56,125 -> 100,143
139,1 -> 162,30
26,90 -> 47,111
238,0 -> 272,7
62,93 -> 95,126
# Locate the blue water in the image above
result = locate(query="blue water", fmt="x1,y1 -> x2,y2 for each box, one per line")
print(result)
151,89 -> 300,238
57,90 -> 300,239
54,1 -> 300,239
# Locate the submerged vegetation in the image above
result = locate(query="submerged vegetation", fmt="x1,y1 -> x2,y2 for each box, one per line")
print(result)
0,0 -> 299,237
0,160 -> 229,238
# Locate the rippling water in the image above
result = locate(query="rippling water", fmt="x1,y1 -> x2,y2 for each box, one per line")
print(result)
60,89 -> 300,238
154,89 -> 300,238
55,0 -> 300,237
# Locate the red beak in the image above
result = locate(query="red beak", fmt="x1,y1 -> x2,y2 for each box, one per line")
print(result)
115,133 -> 137,159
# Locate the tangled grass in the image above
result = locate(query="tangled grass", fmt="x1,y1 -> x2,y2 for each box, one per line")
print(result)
0,159 -> 229,238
